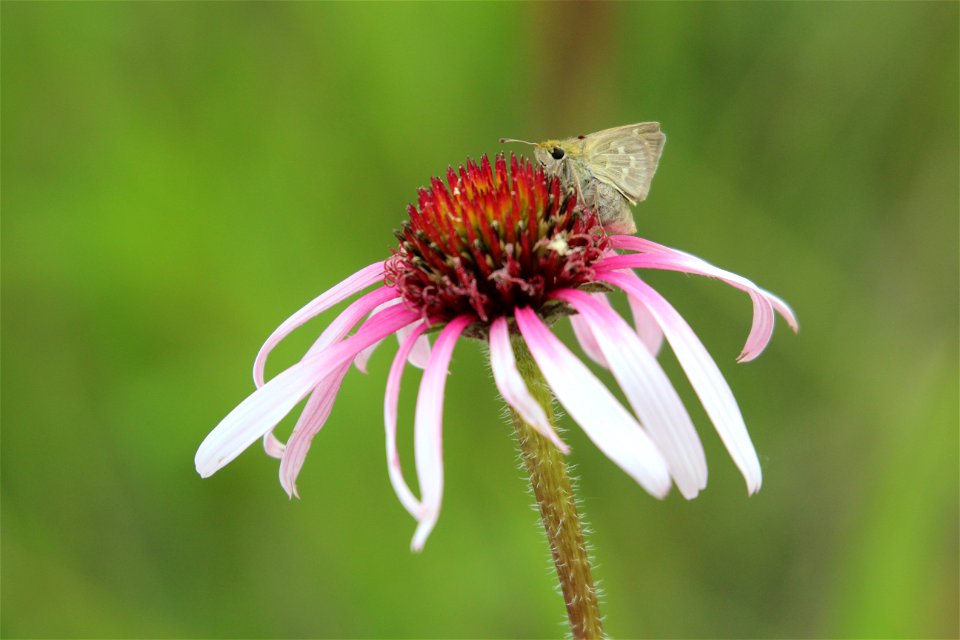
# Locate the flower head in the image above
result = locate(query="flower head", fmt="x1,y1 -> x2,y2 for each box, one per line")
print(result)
386,154 -> 607,327
196,154 -> 797,551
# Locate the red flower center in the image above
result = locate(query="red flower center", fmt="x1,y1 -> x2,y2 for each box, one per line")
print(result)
386,154 -> 610,325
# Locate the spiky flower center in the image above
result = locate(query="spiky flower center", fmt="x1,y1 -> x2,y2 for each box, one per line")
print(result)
386,154 -> 610,326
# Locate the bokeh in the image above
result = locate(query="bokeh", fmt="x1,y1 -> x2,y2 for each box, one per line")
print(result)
2,3 -> 957,638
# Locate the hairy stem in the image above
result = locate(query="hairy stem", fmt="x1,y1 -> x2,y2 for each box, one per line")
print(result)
508,336 -> 604,639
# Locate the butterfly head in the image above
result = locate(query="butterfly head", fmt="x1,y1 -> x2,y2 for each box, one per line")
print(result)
500,137 -> 572,175
530,140 -> 570,173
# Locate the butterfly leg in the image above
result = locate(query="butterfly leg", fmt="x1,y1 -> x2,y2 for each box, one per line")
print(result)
570,168 -> 587,207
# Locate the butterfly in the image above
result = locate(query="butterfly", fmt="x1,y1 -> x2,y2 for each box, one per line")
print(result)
501,123 -> 666,234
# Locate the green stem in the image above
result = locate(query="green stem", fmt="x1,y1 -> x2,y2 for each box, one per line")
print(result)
508,336 -> 604,640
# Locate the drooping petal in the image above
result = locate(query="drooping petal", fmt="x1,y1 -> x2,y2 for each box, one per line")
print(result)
198,356 -> 338,479
410,315 -> 473,552
253,261 -> 386,387
553,290 -> 706,498
602,237 -> 798,361
278,363 -> 351,497
294,287 -> 400,377
601,271 -> 763,494
353,298 -> 403,374
627,288 -> 665,356
396,323 -> 432,370
352,339 -> 382,374
263,431 -> 285,459
514,307 -> 672,498
489,317 -> 569,454
274,293 -> 408,494
259,287 -> 399,455
570,306 -> 609,368
612,236 -> 797,334
603,252 -> 773,363
197,304 -> 419,478
384,322 -> 429,518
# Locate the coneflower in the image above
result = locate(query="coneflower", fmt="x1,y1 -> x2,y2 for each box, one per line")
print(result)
196,154 -> 796,638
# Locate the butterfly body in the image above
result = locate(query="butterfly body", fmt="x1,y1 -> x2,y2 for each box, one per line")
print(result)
501,123 -> 666,234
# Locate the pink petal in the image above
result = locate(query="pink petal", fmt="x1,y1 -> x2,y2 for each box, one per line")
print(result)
607,234 -> 672,254
554,290 -> 706,498
410,315 -> 473,552
603,237 -> 798,361
263,431 -> 285,459
627,289 -> 665,356
259,287 -> 398,456
353,299 -> 403,374
384,322 -> 429,518
611,235 -> 797,334
278,293 -> 407,495
297,287 -> 399,373
601,271 -> 763,494
352,339 -> 382,374
489,317 -> 569,454
396,324 -> 432,370
514,307 -> 672,498
570,298 -> 609,368
253,261 -> 386,387
197,304 -> 419,478
278,363 -> 351,497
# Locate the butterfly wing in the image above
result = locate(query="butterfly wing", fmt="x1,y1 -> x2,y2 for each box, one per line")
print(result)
582,123 -> 666,204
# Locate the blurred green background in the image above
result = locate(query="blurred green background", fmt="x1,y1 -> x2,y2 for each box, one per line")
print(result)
2,3 -> 957,638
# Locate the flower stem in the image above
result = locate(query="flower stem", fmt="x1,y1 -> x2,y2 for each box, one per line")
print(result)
508,335 -> 604,640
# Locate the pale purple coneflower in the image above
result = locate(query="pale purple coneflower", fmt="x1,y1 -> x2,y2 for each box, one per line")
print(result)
195,154 -> 797,556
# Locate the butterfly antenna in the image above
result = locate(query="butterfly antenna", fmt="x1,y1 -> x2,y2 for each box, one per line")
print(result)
499,137 -> 537,146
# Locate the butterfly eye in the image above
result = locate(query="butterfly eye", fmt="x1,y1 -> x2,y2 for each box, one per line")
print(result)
551,147 -> 565,160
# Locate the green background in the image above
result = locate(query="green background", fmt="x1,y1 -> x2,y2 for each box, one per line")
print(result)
3,3 -> 957,638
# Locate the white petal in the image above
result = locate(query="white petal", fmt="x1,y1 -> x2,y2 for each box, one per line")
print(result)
514,307 -> 672,498
602,272 -> 763,494
197,356 -> 335,478
489,317 -> 569,454
554,289 -> 706,498
410,315 -> 472,552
